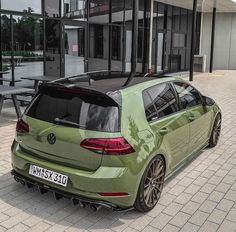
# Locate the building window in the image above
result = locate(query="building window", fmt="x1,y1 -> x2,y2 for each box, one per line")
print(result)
112,26 -> 121,61
45,0 -> 60,18
89,1 -> 109,24
63,0 -> 87,20
1,0 -> 42,14
94,25 -> 104,58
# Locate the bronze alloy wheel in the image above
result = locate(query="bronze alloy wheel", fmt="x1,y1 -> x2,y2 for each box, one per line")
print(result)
143,157 -> 165,208
209,114 -> 222,148
135,155 -> 166,212
212,115 -> 221,145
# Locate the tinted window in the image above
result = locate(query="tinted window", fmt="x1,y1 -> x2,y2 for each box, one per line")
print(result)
26,87 -> 120,132
173,82 -> 202,109
143,83 -> 179,122
143,91 -> 158,122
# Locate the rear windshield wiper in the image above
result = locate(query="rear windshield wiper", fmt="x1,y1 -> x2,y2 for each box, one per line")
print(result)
54,118 -> 87,129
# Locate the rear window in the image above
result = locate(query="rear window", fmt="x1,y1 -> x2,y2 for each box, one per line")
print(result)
25,86 -> 120,132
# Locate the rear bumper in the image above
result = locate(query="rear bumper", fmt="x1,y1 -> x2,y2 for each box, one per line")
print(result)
11,170 -> 133,211
11,140 -> 137,209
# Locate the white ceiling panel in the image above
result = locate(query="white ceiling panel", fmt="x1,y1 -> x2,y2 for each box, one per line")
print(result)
155,0 -> 236,12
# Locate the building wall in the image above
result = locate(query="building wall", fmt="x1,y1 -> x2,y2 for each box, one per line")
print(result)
201,12 -> 236,70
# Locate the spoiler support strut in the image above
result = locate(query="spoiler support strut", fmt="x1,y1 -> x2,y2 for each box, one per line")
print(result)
123,0 -> 139,87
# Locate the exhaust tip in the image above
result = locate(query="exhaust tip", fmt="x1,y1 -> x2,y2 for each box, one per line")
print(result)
54,192 -> 63,200
26,182 -> 35,189
38,186 -> 48,195
72,199 -> 79,206
14,176 -> 20,182
20,180 -> 25,186
90,204 -> 101,212
79,201 -> 86,208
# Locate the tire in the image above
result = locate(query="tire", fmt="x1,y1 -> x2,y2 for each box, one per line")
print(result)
208,113 -> 222,148
134,155 -> 166,212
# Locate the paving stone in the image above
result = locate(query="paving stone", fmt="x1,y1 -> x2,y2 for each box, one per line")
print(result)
174,193 -> 192,205
226,208 -> 236,223
218,220 -> 236,232
179,223 -> 199,232
200,183 -> 216,194
141,226 -> 160,232
162,224 -> 180,232
181,201 -> 200,215
208,209 -> 227,225
150,213 -> 171,230
215,183 -> 231,193
169,212 -> 190,228
217,199 -> 234,212
198,221 -> 219,232
199,200 -> 217,214
184,184 -> 201,195
178,177 -> 194,187
208,191 -> 225,203
224,190 -> 236,201
163,202 -> 183,217
191,192 -> 209,204
189,210 -> 209,226
129,215 -> 153,231
168,185 -> 186,196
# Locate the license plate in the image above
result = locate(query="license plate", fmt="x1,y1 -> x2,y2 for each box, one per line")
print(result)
29,165 -> 68,187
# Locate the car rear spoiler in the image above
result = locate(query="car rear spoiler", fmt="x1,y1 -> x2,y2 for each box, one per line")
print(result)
38,82 -> 122,107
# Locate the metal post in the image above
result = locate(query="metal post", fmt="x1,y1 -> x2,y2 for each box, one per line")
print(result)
189,0 -> 198,82
148,0 -> 154,74
0,13 -> 2,85
142,0 -> 148,74
210,7 -> 216,73
123,0 -> 138,86
10,14 -> 15,86
108,0 -> 112,71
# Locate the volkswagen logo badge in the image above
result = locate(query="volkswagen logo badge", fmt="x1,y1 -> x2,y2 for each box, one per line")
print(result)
47,133 -> 56,145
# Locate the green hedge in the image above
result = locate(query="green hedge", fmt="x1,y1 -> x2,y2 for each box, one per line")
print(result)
2,51 -> 42,58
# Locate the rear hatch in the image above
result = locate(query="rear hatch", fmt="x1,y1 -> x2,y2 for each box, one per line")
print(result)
18,84 -> 121,171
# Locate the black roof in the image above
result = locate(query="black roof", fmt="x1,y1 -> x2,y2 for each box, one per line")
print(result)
53,71 -> 163,94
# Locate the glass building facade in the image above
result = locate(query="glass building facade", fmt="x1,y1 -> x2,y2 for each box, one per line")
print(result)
0,0 -> 201,84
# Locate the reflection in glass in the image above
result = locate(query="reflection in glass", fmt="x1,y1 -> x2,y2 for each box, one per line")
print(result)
63,0 -> 87,20
111,25 -> 123,71
89,0 -> 109,24
1,0 -> 42,14
88,24 -> 108,71
45,19 -> 61,76
12,15 -> 43,85
0,14 -> 12,81
65,25 -> 85,76
45,0 -> 60,18
112,0 -> 124,23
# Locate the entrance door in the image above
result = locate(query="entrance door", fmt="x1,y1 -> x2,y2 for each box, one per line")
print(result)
62,21 -> 87,77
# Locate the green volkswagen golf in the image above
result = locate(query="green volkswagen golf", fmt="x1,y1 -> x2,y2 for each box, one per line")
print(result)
11,72 -> 221,212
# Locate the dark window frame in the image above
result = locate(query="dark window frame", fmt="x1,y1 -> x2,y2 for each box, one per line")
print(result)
142,81 -> 180,123
172,81 -> 203,110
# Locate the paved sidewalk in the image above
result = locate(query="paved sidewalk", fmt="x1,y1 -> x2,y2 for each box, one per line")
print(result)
0,71 -> 236,232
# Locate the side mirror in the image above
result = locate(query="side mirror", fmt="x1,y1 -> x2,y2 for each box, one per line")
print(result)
202,96 -> 215,106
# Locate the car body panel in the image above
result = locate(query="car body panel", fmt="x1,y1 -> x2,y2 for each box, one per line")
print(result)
18,115 -> 122,171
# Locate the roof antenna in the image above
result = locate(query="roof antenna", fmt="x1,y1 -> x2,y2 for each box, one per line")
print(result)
123,0 -> 138,87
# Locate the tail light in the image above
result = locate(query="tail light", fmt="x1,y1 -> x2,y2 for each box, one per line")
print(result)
80,137 -> 135,155
16,119 -> 29,134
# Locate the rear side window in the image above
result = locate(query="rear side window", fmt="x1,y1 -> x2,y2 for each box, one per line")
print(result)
25,87 -> 120,132
143,83 -> 179,122
173,82 -> 202,109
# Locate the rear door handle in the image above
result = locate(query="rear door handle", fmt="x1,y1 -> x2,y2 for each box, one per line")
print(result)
159,128 -> 169,135
188,116 -> 195,122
